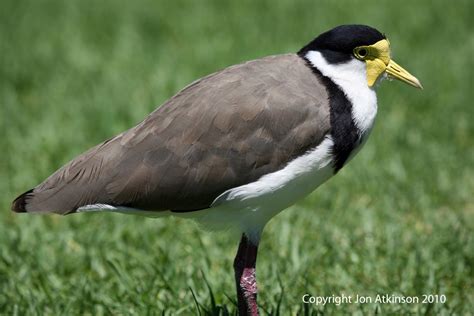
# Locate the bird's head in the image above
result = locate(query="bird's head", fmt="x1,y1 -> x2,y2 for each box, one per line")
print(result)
298,24 -> 422,89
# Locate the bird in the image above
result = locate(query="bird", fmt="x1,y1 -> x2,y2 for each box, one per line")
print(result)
12,24 -> 422,315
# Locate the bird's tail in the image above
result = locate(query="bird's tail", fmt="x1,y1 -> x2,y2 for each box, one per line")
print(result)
11,189 -> 34,213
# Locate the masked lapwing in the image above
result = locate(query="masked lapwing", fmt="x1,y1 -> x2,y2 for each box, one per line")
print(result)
12,25 -> 422,315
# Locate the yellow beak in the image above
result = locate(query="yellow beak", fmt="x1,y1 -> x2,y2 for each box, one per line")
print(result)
385,60 -> 423,89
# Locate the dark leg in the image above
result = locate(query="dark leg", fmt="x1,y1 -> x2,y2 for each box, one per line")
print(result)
233,234 -> 259,316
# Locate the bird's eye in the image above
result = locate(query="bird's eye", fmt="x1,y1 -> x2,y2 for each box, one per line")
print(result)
354,47 -> 368,60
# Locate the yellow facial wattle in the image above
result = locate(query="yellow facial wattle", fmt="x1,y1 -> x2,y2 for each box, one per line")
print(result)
353,39 -> 422,89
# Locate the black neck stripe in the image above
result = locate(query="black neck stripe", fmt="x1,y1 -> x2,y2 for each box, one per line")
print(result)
298,54 -> 361,172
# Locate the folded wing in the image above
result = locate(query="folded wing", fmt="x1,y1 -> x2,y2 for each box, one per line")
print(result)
12,54 -> 330,214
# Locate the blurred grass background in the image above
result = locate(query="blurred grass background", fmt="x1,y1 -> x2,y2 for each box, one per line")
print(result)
1,0 -> 473,314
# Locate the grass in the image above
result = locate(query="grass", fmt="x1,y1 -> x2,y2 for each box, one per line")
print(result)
1,0 -> 473,314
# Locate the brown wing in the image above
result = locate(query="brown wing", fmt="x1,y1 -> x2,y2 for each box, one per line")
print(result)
12,54 -> 330,214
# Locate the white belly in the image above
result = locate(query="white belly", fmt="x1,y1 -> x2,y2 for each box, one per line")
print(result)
184,136 -> 336,241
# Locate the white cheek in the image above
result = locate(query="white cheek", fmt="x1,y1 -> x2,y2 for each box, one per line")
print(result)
305,51 -> 378,135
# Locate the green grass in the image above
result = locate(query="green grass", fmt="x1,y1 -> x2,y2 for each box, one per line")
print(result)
1,0 -> 473,314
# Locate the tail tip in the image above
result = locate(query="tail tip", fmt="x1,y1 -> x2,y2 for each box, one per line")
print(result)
11,189 -> 34,213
